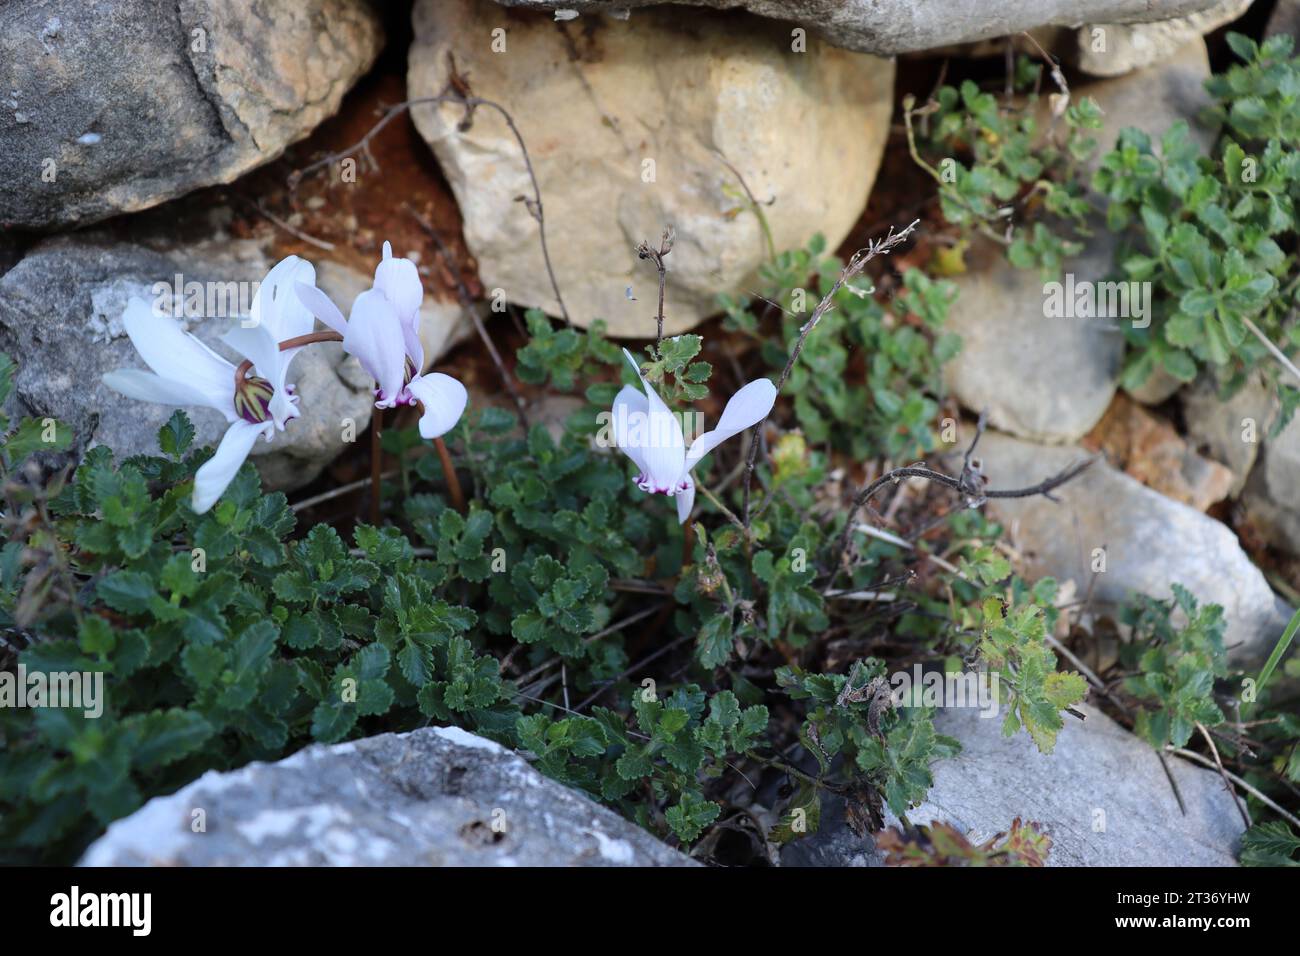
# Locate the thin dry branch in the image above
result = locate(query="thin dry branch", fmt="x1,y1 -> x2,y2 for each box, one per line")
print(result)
739,218 -> 920,525
829,415 -> 1095,591
636,227 -> 674,347
288,54 -> 571,326
406,204 -> 530,428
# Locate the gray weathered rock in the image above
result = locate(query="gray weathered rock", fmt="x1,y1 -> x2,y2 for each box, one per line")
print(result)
1094,39 -> 1218,407
408,0 -> 893,336
0,0 -> 382,230
1068,38 -> 1219,181
1072,0 -> 1252,77
783,704 -> 1246,866
943,234 -> 1124,444
1182,371 -> 1277,496
0,235 -> 462,491
943,41 -> 1218,442
1266,0 -> 1300,39
1243,414 -> 1300,556
79,726 -> 695,867
973,429 -> 1292,667
493,1 -> 1235,57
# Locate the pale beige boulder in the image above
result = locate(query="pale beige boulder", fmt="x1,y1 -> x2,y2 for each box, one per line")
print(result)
407,0 -> 893,336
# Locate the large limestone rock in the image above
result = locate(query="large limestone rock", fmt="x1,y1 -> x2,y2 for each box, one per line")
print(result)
972,429 -> 1292,668
1182,371 -> 1277,497
1072,0 -> 1252,77
1243,415 -> 1300,557
1068,38 -> 1219,179
783,704 -> 1246,866
0,235 -> 462,491
943,41 -> 1218,441
492,1 -> 1235,58
79,726 -> 695,866
942,234 -> 1124,444
0,0 -> 382,230
408,0 -> 893,336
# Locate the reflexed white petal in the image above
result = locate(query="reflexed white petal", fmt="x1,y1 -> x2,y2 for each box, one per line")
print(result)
223,325 -> 298,428
406,372 -> 468,440
676,476 -> 696,525
344,289 -> 407,406
294,281 -> 348,335
251,256 -> 316,343
611,384 -> 649,474
401,321 -> 425,373
121,297 -> 235,406
684,377 -> 776,472
102,369 -> 235,421
374,240 -> 424,325
192,420 -> 268,514
621,348 -> 685,491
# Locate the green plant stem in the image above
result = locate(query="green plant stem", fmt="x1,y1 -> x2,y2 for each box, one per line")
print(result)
1247,606 -> 1300,715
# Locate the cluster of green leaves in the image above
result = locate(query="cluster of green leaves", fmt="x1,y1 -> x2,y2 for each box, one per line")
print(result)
0,412 -> 524,861
515,309 -> 622,394
1094,32 -> 1300,424
907,58 -> 1103,274
775,659 -> 959,834
0,353 -> 78,630
516,685 -> 768,842
974,584 -> 1088,754
1241,820 -> 1300,866
721,234 -> 960,461
1118,584 -> 1227,750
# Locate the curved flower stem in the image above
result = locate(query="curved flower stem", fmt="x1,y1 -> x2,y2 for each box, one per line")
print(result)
370,406 -> 383,526
232,329 -> 345,391
434,437 -> 465,514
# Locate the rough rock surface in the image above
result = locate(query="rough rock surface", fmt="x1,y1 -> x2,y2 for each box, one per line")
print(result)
782,704 -> 1246,866
1086,393 -> 1234,511
1267,0 -> 1300,39
942,234 -> 1124,444
0,0 -> 382,230
1073,0 -> 1253,77
0,235 -> 461,491
408,0 -> 893,336
1069,38 -> 1219,179
79,726 -> 695,866
493,0 -> 1234,57
972,429 -> 1292,667
1243,415 -> 1300,556
1182,371 -> 1277,496
943,41 -> 1217,442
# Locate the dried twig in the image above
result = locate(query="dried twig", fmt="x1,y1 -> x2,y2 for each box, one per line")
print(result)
1243,316 -> 1300,388
739,219 -> 920,525
830,416 -> 1095,592
290,469 -> 399,513
636,228 -> 674,348
289,55 -> 570,325
1197,721 -> 1253,829
239,196 -> 336,251
1169,746 -> 1300,831
573,634 -> 693,713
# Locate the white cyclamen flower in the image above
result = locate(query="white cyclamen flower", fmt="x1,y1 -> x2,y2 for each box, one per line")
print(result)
612,348 -> 776,524
103,255 -> 318,514
295,241 -> 467,440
